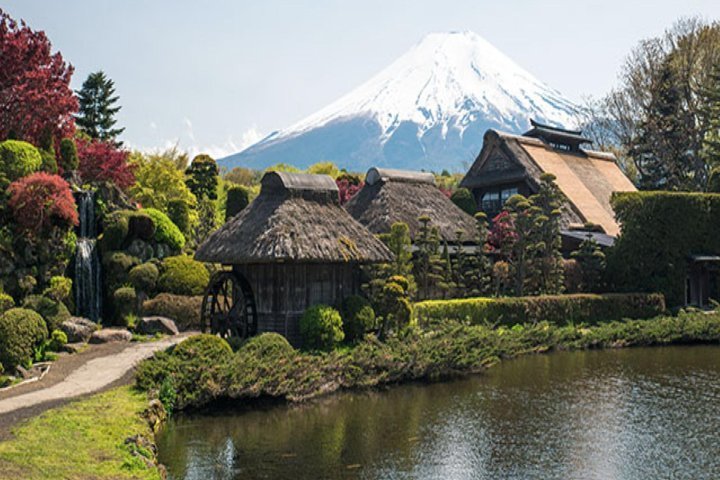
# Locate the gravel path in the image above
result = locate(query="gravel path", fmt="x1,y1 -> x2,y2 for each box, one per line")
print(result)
0,334 -> 190,433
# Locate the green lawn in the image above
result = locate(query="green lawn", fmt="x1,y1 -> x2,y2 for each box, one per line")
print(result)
0,386 -> 161,480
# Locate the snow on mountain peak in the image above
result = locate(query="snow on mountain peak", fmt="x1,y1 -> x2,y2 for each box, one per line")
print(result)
280,30 -> 578,140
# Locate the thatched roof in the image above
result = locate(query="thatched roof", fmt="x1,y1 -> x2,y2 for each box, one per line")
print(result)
461,129 -> 636,236
344,168 -> 478,243
195,171 -> 393,264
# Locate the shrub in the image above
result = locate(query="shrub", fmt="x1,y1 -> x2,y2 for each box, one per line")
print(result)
0,140 -> 42,185
450,187 -> 477,215
7,173 -> 79,235
0,292 -> 14,315
142,208 -> 185,252
129,263 -> 159,294
608,192 -> 720,306
341,295 -> 376,343
185,154 -> 219,201
100,211 -> 131,251
707,167 -> 720,193
225,185 -> 250,221
113,287 -> 137,323
43,276 -> 72,306
22,294 -> 71,332
413,293 -> 666,327
0,308 -> 48,370
157,255 -> 209,296
102,251 -> 140,292
59,138 -> 79,172
48,329 -> 68,352
39,149 -> 58,174
300,304 -> 344,351
167,199 -> 192,235
240,333 -> 294,357
142,293 -> 202,330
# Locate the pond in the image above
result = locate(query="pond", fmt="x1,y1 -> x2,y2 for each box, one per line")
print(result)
157,346 -> 720,479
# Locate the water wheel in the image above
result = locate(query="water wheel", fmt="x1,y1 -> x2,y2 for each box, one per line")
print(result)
201,271 -> 257,339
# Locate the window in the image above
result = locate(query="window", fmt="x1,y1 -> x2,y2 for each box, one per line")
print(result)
501,188 -> 518,202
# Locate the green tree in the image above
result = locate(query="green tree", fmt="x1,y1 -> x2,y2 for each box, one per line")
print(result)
225,185 -> 250,221
503,195 -> 539,296
571,236 -> 607,292
701,61 -> 720,169
129,150 -> 197,215
463,212 -> 492,297
378,222 -> 414,285
306,161 -> 340,178
58,138 -> 78,172
413,215 -> 447,300
529,173 -> 565,294
185,154 -> 219,201
75,71 -> 124,143
450,188 -> 477,215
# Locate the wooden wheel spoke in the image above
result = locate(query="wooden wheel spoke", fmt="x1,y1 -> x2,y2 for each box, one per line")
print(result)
201,271 -> 255,340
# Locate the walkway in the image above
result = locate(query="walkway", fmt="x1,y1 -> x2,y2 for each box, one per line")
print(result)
0,334 -> 189,424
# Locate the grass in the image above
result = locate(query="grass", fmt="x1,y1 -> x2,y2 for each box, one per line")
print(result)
0,386 -> 161,480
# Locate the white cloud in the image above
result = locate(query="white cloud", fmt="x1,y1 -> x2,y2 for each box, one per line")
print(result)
149,121 -> 158,130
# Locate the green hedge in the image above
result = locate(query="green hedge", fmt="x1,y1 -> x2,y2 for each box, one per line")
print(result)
608,191 -> 720,306
413,293 -> 666,326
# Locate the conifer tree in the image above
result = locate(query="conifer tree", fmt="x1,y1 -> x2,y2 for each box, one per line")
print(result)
571,236 -> 606,292
463,212 -> 492,297
186,154 -> 219,201
530,173 -> 565,294
414,215 -> 446,300
503,194 -> 538,296
75,71 -> 125,143
701,61 -> 720,170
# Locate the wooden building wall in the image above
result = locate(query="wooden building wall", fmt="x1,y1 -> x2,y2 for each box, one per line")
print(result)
234,263 -> 363,346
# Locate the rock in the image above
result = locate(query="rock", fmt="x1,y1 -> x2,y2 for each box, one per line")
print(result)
89,328 -> 132,344
63,342 -> 86,354
138,316 -> 179,336
61,317 -> 99,343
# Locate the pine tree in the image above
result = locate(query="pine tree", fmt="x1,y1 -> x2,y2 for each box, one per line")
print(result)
75,71 -> 125,143
414,215 -> 446,300
186,154 -> 219,201
571,236 -> 606,292
463,212 -> 492,297
529,173 -> 565,294
503,194 -> 538,296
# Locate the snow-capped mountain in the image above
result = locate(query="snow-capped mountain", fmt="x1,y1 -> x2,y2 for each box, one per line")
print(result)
220,31 -> 580,172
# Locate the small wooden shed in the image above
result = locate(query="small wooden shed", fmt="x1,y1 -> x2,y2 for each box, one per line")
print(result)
195,171 -> 393,345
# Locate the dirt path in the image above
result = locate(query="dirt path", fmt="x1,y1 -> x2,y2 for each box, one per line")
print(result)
0,334 -> 191,434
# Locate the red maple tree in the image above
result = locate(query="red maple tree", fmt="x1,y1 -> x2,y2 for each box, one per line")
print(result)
76,138 -> 135,190
487,211 -> 518,255
8,172 -> 78,234
0,9 -> 77,146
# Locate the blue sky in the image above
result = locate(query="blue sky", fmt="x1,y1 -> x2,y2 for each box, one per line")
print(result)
5,0 -> 720,158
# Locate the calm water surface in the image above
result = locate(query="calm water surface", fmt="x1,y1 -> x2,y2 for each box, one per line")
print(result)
157,346 -> 720,479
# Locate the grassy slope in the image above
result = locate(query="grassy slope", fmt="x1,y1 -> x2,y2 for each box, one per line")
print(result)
0,386 -> 161,480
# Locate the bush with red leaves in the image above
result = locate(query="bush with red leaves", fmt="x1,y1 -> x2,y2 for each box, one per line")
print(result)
0,9 -> 77,145
76,138 -> 135,190
488,210 -> 518,255
8,172 -> 78,235
336,178 -> 363,205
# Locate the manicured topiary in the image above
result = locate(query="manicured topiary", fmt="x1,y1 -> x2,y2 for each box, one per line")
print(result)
340,295 -> 376,343
0,140 -> 42,185
142,293 -> 202,331
299,304 -> 344,351
39,149 -> 58,174
102,251 -> 140,293
142,208 -> 185,252
0,308 -> 48,370
173,334 -> 232,362
450,188 -> 477,215
225,185 -> 250,221
22,294 -> 71,333
48,329 -> 68,352
157,255 -> 209,296
113,287 -> 137,323
59,138 -> 79,172
129,263 -> 159,294
167,199 -> 192,235
100,210 -> 131,251
43,276 -> 73,306
240,332 -> 294,357
0,292 -> 14,315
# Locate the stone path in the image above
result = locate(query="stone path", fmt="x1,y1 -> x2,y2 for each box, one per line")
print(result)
0,334 -> 189,417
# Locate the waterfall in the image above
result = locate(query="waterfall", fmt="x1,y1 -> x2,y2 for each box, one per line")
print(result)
74,190 -> 101,321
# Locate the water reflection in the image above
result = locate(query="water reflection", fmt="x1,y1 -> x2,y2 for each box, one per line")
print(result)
158,346 -> 720,480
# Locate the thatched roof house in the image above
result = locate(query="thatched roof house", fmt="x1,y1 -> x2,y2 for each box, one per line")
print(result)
195,171 -> 392,345
460,121 -> 636,237
344,167 -> 479,243
196,171 -> 393,264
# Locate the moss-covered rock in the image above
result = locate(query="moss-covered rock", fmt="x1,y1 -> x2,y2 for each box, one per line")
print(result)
157,255 -> 209,296
0,308 -> 48,370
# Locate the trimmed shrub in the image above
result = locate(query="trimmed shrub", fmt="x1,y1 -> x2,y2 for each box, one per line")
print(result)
340,295 -> 376,343
167,199 -> 192,235
240,333 -> 294,357
413,293 -> 666,327
22,294 -> 71,332
102,251 -> 140,292
0,292 -> 14,315
450,188 -> 477,215
0,308 -> 48,370
707,167 -> 720,193
43,276 -> 73,306
127,211 -> 155,241
48,329 -> 68,352
225,185 -> 250,221
142,208 -> 185,251
608,192 -> 720,306
39,149 -> 58,174
59,138 -> 79,172
100,211 -> 131,251
142,293 -> 202,330
300,304 -> 344,351
129,263 -> 159,294
113,287 -> 137,323
0,140 -> 42,185
157,255 -> 209,296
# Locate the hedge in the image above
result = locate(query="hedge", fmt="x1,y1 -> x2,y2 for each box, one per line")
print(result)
413,293 -> 666,327
608,191 -> 720,306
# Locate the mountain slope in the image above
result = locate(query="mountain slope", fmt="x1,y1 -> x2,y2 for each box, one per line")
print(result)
220,31 -> 580,172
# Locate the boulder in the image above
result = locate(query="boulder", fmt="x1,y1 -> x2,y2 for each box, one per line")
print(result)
89,328 -> 132,344
61,317 -> 98,343
138,316 -> 179,336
